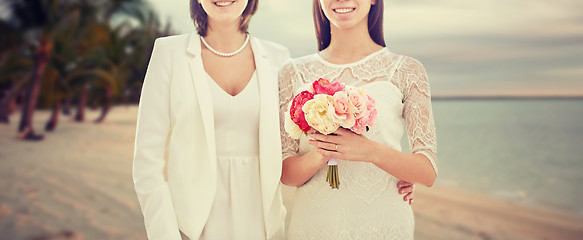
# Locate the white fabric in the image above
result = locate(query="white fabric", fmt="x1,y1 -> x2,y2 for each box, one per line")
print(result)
200,72 -> 266,239
278,48 -> 438,239
133,32 -> 290,240
206,71 -> 260,157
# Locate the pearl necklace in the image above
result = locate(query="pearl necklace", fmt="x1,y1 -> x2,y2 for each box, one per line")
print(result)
200,34 -> 250,57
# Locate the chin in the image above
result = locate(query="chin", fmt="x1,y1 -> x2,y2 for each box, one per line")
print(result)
331,21 -> 359,30
330,18 -> 366,31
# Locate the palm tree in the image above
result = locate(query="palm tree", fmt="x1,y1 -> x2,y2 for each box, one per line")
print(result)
87,22 -> 126,124
42,65 -> 61,131
120,7 -> 173,104
0,51 -> 33,123
3,0 -> 82,140
0,20 -> 33,123
1,0 -> 171,134
70,0 -> 162,123
43,0 -> 97,129
90,1 -> 171,123
44,0 -> 156,126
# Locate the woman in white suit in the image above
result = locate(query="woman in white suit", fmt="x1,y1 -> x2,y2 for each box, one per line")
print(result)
133,0 -> 416,239
132,0 -> 289,239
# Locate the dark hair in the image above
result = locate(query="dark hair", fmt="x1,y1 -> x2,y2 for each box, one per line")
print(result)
190,0 -> 258,36
313,0 -> 385,51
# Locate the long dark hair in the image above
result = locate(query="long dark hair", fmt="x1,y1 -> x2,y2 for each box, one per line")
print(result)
313,0 -> 385,51
190,0 -> 258,36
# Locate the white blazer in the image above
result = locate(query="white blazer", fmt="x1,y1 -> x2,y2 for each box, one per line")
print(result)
133,32 -> 290,240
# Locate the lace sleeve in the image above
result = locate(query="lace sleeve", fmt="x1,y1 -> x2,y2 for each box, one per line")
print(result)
401,57 -> 438,175
279,61 -> 301,160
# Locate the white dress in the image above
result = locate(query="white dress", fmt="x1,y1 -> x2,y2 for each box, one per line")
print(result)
201,71 -> 267,240
278,48 -> 438,240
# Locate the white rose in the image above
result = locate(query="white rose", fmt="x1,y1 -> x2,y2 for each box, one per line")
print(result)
284,112 -> 303,139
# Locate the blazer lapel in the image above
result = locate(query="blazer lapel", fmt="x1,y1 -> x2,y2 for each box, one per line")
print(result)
187,32 -> 217,163
251,37 -> 283,223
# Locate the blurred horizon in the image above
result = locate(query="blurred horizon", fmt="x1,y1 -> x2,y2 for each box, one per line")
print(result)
148,0 -> 583,98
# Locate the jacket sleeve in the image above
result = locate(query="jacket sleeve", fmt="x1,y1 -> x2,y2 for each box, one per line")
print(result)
132,38 -> 182,240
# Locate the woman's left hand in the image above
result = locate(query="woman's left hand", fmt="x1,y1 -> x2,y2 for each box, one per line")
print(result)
398,180 -> 415,205
308,128 -> 380,163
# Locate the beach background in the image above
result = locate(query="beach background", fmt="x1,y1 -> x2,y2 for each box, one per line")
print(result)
2,101 -> 583,240
1,0 -> 583,239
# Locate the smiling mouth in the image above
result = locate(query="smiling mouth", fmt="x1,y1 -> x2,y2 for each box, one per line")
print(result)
214,1 -> 234,7
333,8 -> 355,14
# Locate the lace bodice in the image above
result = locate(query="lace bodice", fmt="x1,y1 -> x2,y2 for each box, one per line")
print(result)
278,48 -> 437,171
278,49 -> 437,239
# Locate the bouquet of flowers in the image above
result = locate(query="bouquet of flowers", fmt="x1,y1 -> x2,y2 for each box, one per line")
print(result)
284,78 -> 377,189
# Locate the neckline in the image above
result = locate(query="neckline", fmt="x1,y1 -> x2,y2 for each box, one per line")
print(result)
315,48 -> 388,68
206,70 -> 257,98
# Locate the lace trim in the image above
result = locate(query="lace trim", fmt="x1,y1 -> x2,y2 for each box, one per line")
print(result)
278,50 -> 437,171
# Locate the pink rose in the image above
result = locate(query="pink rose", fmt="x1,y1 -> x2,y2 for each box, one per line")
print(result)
354,108 -> 377,128
289,90 -> 314,132
364,95 -> 377,126
351,118 -> 367,134
348,90 -> 377,134
366,95 -> 376,111
351,110 -> 376,134
331,91 -> 356,128
347,88 -> 368,119
312,78 -> 345,95
367,108 -> 378,126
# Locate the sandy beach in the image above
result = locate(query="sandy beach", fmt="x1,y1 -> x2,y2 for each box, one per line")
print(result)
1,106 -> 582,240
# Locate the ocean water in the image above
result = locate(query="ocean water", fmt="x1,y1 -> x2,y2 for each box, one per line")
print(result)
401,99 -> 583,216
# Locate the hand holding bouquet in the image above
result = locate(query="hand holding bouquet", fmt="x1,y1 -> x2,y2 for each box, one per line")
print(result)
285,78 -> 377,189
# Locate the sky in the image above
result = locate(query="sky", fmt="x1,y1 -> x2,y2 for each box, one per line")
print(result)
147,0 -> 583,97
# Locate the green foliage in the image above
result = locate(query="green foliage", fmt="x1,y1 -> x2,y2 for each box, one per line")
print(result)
1,0 -> 173,108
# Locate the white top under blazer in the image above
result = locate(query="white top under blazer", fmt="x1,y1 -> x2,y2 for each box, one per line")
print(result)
201,71 -> 265,239
132,32 -> 290,240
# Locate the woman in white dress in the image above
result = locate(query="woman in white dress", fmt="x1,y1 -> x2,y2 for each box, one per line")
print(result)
279,0 -> 438,239
132,0 -> 291,239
